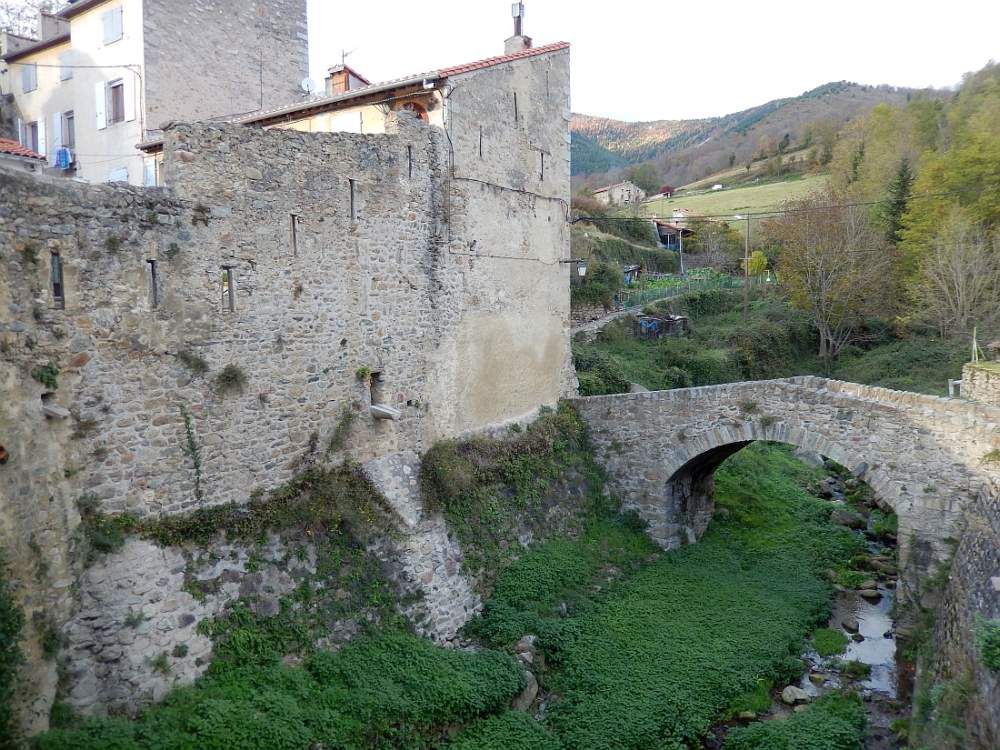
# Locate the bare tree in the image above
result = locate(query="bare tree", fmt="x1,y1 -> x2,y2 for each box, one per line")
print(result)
0,0 -> 62,39
913,212 -> 1000,336
766,190 -> 894,361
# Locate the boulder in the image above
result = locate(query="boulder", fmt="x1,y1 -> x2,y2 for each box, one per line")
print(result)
512,670 -> 538,712
858,579 -> 878,591
794,449 -> 825,468
781,685 -> 811,705
859,589 -> 882,602
830,508 -> 866,529
842,615 -> 860,633
737,710 -> 757,721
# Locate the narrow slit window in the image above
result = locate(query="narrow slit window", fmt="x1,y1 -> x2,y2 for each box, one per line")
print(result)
540,152 -> 545,181
50,252 -> 65,308
513,92 -> 518,123
349,179 -> 357,221
147,259 -> 158,308
290,214 -> 299,255
407,145 -> 413,179
479,126 -> 483,157
369,371 -> 384,405
221,266 -> 235,312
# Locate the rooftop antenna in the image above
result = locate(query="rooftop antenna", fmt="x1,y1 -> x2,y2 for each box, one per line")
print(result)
512,2 -> 524,36
340,48 -> 356,66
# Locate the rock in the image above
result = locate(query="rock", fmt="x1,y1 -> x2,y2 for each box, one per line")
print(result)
842,615 -> 860,633
512,670 -> 538,711
830,508 -> 866,529
793,704 -> 810,713
859,588 -> 882,601
883,630 -> 893,639
781,685 -> 811,705
851,462 -> 869,479
794,449 -> 824,468
737,710 -> 757,721
858,580 -> 878,590
852,633 -> 865,642
869,559 -> 897,575
808,673 -> 824,685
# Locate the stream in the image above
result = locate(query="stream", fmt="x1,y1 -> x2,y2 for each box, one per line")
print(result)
705,464 -> 905,749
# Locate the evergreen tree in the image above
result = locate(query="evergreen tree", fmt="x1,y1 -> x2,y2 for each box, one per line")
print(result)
882,158 -> 913,244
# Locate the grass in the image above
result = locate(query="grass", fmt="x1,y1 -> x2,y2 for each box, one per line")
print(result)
642,173 -> 828,228
575,289 -> 970,396
468,442 -> 865,749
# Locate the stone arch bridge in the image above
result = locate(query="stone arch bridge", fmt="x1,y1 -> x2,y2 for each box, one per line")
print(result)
573,376 -> 1000,598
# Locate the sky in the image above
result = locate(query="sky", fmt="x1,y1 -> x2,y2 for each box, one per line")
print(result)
308,0 -> 1000,122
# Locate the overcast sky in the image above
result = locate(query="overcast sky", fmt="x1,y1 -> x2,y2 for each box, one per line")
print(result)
308,0 -> 999,122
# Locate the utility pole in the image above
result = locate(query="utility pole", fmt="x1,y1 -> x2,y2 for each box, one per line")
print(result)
678,228 -> 686,277
743,212 -> 751,318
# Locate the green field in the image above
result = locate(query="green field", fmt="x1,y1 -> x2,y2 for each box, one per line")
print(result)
643,173 -> 828,221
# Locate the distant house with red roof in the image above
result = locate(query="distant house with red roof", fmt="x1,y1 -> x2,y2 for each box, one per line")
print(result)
0,137 -> 45,172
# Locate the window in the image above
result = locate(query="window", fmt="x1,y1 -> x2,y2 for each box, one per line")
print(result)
22,64 -> 37,93
147,260 -> 159,308
62,111 -> 75,149
540,152 -> 545,181
407,146 -> 413,179
25,122 -> 39,153
50,252 -> 65,308
349,179 -> 357,221
102,6 -> 123,45
289,214 -> 299,255
513,91 -> 518,123
221,267 -> 235,312
108,80 -> 125,124
59,53 -> 73,81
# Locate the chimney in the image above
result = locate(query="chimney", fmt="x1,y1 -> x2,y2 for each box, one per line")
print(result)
505,2 -> 532,54
39,12 -> 68,42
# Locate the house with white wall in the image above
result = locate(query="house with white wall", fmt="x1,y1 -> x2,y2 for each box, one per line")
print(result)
0,0 -> 307,185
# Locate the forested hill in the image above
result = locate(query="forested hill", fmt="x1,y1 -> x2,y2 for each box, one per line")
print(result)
572,81 -> 945,185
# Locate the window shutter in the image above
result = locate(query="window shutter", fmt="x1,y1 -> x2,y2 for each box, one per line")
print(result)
95,82 -> 107,129
37,118 -> 46,157
123,75 -> 136,122
51,113 -> 62,165
16,118 -> 24,146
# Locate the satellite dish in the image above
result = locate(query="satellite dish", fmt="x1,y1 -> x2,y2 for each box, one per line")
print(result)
300,77 -> 318,95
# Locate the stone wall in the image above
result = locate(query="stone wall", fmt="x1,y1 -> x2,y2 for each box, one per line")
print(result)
963,362 -> 1000,406
570,301 -> 608,327
929,475 -> 1000,748
572,377 -> 1000,600
143,0 -> 308,130
0,106 -> 568,730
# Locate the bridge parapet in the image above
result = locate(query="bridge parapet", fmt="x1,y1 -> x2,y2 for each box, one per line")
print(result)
573,378 -> 1000,601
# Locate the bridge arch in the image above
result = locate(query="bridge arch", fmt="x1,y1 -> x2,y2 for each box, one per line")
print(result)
573,377 -> 1000,600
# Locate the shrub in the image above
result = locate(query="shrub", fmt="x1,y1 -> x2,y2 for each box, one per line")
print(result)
31,362 -> 60,390
975,617 -> 1000,671
572,347 -> 630,396
723,691 -> 865,750
213,364 -> 248,396
571,261 -> 621,308
813,627 -> 849,657
450,711 -> 561,750
176,350 -> 209,376
0,552 -> 24,748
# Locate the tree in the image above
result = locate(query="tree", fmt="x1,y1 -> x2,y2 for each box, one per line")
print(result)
0,0 -> 63,38
687,219 -> 742,270
626,163 -> 660,194
880,158 -> 913,244
911,211 -> 1000,336
747,250 -> 768,276
765,190 -> 894,362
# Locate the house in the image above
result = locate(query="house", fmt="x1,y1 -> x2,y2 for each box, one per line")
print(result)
711,183 -> 723,190
657,185 -> 676,198
653,220 -> 693,251
591,180 -> 647,206
138,33 -> 570,189
623,264 -> 642,285
0,0 -> 307,185
0,137 -> 45,172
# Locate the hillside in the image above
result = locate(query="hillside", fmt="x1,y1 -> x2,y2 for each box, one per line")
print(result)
572,81 -> 946,186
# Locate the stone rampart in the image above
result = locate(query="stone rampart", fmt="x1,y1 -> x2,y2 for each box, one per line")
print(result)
964,362 -> 1000,406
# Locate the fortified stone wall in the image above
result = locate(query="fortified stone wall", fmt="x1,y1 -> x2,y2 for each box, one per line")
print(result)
573,377 -> 1000,600
0,107 -> 569,730
931,475 -> 999,749
143,0 -> 308,130
964,362 -> 1000,406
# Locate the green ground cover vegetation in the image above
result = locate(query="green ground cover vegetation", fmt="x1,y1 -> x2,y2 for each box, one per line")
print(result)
468,442 -> 866,749
722,691 -> 866,750
574,289 -> 969,396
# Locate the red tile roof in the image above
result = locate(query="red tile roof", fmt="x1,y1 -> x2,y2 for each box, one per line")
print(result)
0,138 -> 45,160
440,41 -> 569,77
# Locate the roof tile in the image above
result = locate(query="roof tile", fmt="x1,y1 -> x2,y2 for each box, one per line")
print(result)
0,138 -> 45,160
440,41 -> 570,76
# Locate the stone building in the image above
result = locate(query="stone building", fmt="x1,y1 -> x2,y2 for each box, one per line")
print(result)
0,33 -> 571,731
0,0 -> 307,185
592,179 -> 647,206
